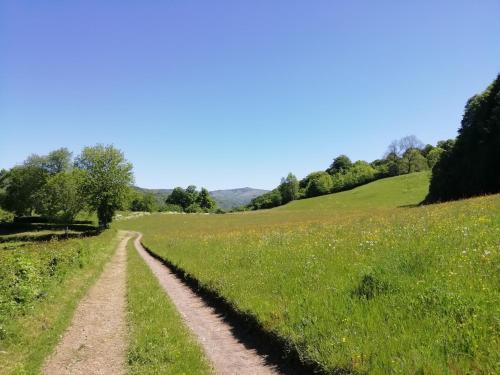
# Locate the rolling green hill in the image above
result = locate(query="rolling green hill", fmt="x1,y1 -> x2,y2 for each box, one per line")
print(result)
277,171 -> 430,212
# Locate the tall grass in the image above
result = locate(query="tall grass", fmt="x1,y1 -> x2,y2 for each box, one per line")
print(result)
117,173 -> 499,373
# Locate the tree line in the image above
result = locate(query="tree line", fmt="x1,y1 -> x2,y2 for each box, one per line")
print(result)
164,185 -> 220,213
0,145 -> 133,228
0,144 -> 222,225
247,136 -> 453,210
128,186 -> 220,214
426,74 -> 500,202
249,74 -> 499,210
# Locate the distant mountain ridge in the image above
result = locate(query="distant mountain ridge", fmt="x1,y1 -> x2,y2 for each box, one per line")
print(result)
133,186 -> 268,210
209,187 -> 269,210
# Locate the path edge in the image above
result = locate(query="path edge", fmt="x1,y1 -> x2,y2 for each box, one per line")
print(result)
139,239 -> 349,375
41,232 -> 131,375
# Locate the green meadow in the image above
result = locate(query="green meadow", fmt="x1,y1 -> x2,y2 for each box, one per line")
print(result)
117,172 -> 500,373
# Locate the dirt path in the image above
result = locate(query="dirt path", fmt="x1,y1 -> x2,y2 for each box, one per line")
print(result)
132,233 -> 282,375
42,232 -> 131,375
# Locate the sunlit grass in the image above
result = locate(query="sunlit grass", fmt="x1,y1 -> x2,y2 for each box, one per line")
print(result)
117,173 -> 500,373
126,239 -> 213,374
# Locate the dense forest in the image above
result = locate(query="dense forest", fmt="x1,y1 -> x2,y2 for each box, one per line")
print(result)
426,74 -> 500,202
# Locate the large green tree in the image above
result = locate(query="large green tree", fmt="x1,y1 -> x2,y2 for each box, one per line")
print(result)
75,145 -> 133,227
1,165 -> 47,216
279,173 -> 299,204
327,155 -> 352,175
166,187 -> 196,210
35,170 -> 85,221
427,75 -> 500,202
304,171 -> 333,197
399,148 -> 428,174
426,147 -> 444,168
44,148 -> 73,175
130,191 -> 157,212
332,160 -> 377,191
185,185 -> 199,207
249,189 -> 282,209
23,148 -> 72,175
165,185 -> 217,212
197,188 -> 217,210
0,149 -> 73,217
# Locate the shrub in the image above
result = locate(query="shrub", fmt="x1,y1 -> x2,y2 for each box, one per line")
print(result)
332,161 -> 377,192
248,189 -> 283,209
159,203 -> 183,213
304,172 -> 333,197
352,274 -> 389,300
0,208 -> 14,223
185,203 -> 203,213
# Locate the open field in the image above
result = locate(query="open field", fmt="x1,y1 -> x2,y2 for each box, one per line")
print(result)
127,237 -> 213,375
117,172 -> 500,373
0,229 -> 118,374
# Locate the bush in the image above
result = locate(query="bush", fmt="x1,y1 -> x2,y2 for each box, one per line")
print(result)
305,172 -> 333,197
248,189 -> 282,209
0,208 -> 14,223
159,203 -> 183,213
332,161 -> 377,192
352,274 -> 389,300
0,239 -> 92,323
129,192 -> 157,212
185,203 -> 203,213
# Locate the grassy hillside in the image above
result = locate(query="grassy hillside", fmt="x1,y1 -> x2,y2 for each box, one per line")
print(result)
278,171 -> 430,212
117,173 -> 499,373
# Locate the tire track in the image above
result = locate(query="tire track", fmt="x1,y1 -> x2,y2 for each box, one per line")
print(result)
132,232 -> 285,375
42,232 -> 131,375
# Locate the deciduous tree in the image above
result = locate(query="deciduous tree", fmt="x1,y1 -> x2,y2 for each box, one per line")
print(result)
75,145 -> 133,228
197,188 -> 217,210
427,75 -> 500,202
327,155 -> 352,175
279,173 -> 299,204
35,170 -> 85,221
305,172 -> 333,197
1,165 -> 47,216
399,148 -> 428,174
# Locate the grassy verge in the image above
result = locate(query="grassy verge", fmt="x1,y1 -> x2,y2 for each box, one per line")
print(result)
126,239 -> 213,375
116,173 -> 499,373
0,229 -> 119,374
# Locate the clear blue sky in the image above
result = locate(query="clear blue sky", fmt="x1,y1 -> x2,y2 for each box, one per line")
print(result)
1,1 -> 499,190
